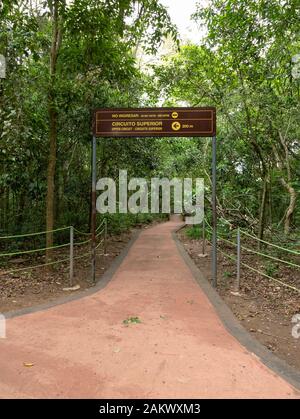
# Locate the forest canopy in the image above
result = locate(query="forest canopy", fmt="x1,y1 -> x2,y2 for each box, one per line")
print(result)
0,0 -> 299,247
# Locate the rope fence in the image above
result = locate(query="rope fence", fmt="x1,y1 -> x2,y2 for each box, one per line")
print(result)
2,215 -> 299,293
197,217 -> 300,293
0,226 -> 70,240
240,230 -> 300,256
0,256 -> 72,277
0,219 -> 108,286
0,242 -> 70,258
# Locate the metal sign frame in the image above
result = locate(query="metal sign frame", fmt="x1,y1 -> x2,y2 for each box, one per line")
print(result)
91,107 -> 217,287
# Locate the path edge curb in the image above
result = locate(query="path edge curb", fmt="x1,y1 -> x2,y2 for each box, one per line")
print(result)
172,224 -> 300,391
4,229 -> 141,319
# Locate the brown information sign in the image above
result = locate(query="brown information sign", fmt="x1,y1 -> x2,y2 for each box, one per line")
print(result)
94,107 -> 216,137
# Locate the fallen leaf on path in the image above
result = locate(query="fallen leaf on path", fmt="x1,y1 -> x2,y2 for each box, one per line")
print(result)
230,291 -> 241,296
23,362 -> 34,367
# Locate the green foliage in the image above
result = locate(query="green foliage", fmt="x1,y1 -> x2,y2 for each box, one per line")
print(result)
123,316 -> 141,325
223,271 -> 233,279
264,262 -> 279,277
152,0 -> 300,237
0,0 -> 299,251
185,225 -> 201,240
0,0 -> 178,239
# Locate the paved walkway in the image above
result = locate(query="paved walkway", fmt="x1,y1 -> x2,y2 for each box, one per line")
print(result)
0,220 -> 299,398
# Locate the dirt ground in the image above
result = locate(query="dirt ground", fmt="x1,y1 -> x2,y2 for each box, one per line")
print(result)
0,225 -> 145,313
177,227 -> 300,373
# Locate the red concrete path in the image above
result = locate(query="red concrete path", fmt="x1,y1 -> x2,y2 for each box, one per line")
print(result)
0,220 -> 299,398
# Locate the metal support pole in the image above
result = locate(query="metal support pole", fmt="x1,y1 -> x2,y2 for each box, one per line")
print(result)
69,226 -> 74,286
91,135 -> 97,284
236,227 -> 241,291
202,217 -> 206,255
104,219 -> 107,255
212,135 -> 217,287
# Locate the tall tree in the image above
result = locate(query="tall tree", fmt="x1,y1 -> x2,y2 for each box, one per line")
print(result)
46,0 -> 65,259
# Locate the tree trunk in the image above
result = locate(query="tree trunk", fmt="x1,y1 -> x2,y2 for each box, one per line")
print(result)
280,178 -> 297,235
258,175 -> 268,249
45,0 -> 63,261
46,106 -> 57,260
16,190 -> 26,229
277,130 -> 297,236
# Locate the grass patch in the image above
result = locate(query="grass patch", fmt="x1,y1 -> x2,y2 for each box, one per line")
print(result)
123,316 -> 141,325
